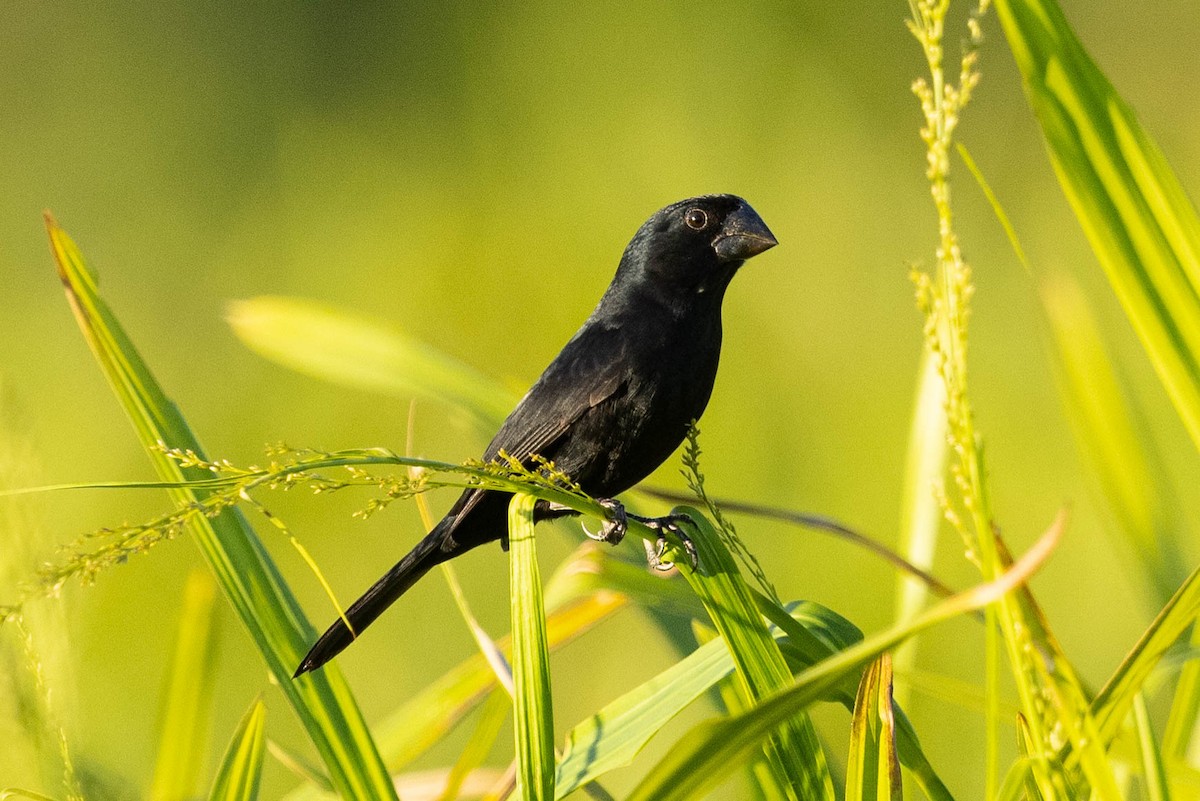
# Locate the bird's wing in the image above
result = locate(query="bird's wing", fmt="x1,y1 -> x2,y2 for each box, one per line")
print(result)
482,321 -> 628,465
434,322 -> 628,549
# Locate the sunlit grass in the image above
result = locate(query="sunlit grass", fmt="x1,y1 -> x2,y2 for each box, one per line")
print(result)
3,0 -> 1200,799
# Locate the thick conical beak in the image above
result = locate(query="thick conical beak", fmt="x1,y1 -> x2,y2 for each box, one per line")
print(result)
712,203 -> 778,262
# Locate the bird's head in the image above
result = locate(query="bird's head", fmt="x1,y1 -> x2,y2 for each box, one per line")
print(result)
617,194 -> 777,300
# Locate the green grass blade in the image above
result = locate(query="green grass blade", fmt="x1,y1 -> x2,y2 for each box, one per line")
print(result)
208,699 -> 267,801
893,346 -> 947,709
151,570 -> 221,801
1164,622 -> 1200,761
626,514 -> 1062,801
672,506 -> 833,800
437,690 -> 510,801
994,0 -> 1200,451
995,546 -> 1122,798
1134,693 -> 1171,801
1015,715 -> 1058,800
994,758 -> 1034,801
716,678 -> 789,801
555,619 -> 748,798
45,219 -> 398,801
751,598 -> 953,800
267,741 -> 333,791
691,621 -> 789,801
845,655 -> 901,801
1091,563 -> 1200,744
509,493 -> 554,801
556,596 -> 952,801
889,345 -> 959,799
227,296 -> 514,428
1042,276 -> 1188,601
282,592 -> 624,801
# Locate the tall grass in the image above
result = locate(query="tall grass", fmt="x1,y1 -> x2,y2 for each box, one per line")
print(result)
2,0 -> 1200,799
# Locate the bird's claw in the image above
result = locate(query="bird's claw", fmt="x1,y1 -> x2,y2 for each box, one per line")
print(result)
635,513 -> 699,572
584,503 -> 698,571
582,498 -> 628,545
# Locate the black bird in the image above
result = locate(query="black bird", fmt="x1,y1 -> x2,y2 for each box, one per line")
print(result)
294,194 -> 776,676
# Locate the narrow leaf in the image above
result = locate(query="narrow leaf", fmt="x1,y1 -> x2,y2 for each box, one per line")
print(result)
437,690 -> 510,801
1091,562 -> 1200,744
693,621 -> 789,801
1133,693 -> 1171,801
45,218 -> 398,801
282,591 -> 624,801
509,493 -> 554,801
994,0 -> 1200,450
1164,623 -> 1200,761
625,511 -> 1062,801
1042,275 -> 1187,601
151,570 -> 222,801
208,700 -> 267,801
845,655 -> 901,801
227,296 -> 514,428
672,506 -> 833,800
893,346 -> 947,707
555,620 -> 750,798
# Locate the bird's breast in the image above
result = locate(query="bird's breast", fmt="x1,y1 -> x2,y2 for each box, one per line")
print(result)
561,316 -> 722,496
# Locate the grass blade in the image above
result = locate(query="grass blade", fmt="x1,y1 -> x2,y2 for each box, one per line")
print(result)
994,757 -> 1035,801
1164,622 -> 1200,761
1091,562 -> 1200,744
1042,275 -> 1188,601
893,346 -> 947,708
282,591 -> 624,801
994,536 -> 1121,798
1134,693 -> 1171,801
555,618 -> 750,797
45,218 -> 398,801
437,690 -> 510,801
750,598 -> 953,800
151,570 -> 221,801
267,741 -> 333,792
890,347 -> 956,787
556,594 -> 953,801
672,506 -> 834,800
509,493 -> 554,801
994,0 -> 1200,451
227,296 -> 514,428
845,655 -> 901,801
626,511 -> 1063,801
208,699 -> 267,801
690,621 -> 789,801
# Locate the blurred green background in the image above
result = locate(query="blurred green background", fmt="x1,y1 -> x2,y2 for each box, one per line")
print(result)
3,1 -> 1200,798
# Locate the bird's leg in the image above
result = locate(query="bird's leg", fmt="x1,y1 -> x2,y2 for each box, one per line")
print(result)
540,501 -> 580,521
629,512 -> 699,572
579,501 -> 699,570
579,498 -> 629,545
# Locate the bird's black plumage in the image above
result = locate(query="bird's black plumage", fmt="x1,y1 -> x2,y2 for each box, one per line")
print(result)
294,194 -> 776,676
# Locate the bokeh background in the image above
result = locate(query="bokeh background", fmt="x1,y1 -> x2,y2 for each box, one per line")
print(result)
3,2 -> 1200,798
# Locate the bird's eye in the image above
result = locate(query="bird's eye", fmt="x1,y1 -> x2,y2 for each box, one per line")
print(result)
684,208 -> 709,230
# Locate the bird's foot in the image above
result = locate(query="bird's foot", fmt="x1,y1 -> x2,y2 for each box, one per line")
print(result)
582,503 -> 699,571
631,513 -> 699,572
581,497 -> 629,545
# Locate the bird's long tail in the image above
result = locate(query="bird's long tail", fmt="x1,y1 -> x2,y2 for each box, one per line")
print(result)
293,524 -> 449,677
